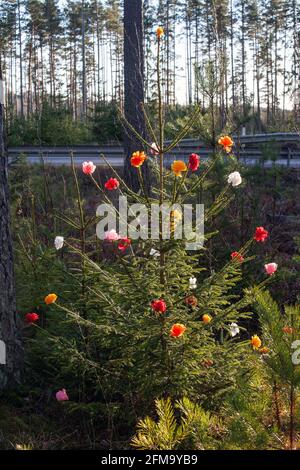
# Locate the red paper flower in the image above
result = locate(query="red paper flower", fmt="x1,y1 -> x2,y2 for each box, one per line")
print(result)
254,226 -> 269,242
151,299 -> 167,313
105,178 -> 119,191
117,237 -> 131,252
25,312 -> 39,324
231,251 -> 244,262
188,153 -> 200,171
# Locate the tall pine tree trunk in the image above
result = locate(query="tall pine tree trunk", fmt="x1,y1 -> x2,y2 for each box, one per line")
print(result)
0,67 -> 22,390
123,0 -> 149,192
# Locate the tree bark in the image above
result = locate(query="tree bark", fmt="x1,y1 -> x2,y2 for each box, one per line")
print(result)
123,0 -> 149,192
0,67 -> 22,390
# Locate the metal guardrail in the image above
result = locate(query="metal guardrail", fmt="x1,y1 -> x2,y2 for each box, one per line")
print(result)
7,133 -> 300,168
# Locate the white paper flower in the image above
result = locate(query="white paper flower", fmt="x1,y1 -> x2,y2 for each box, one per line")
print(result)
150,248 -> 160,258
189,276 -> 197,290
54,236 -> 64,250
229,322 -> 240,337
228,171 -> 242,187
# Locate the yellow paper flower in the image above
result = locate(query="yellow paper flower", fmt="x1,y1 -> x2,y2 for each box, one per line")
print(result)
45,293 -> 58,305
156,26 -> 164,38
251,335 -> 262,350
171,160 -> 187,177
202,314 -> 212,324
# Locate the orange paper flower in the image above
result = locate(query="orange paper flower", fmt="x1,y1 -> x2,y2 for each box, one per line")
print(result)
202,314 -> 212,324
259,347 -> 270,354
131,151 -> 147,168
251,335 -> 262,350
218,135 -> 234,153
170,323 -> 186,338
45,293 -> 58,305
283,326 -> 294,334
156,26 -> 164,38
171,160 -> 187,177
185,295 -> 198,307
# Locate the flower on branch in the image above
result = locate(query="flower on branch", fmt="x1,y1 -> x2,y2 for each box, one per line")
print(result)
45,293 -> 58,305
156,26 -> 164,38
25,312 -> 39,324
56,389 -> 69,402
170,323 -> 186,337
105,178 -> 120,191
202,314 -> 212,324
82,161 -> 96,175
131,151 -> 147,168
264,263 -> 278,275
151,299 -> 167,313
188,153 -> 200,172
185,295 -> 198,307
150,248 -> 160,258
118,238 -> 131,252
150,143 -> 159,155
251,335 -> 262,350
259,347 -> 270,354
231,251 -> 244,262
283,326 -> 294,334
229,323 -> 240,337
189,276 -> 197,290
228,171 -> 242,187
218,135 -> 234,153
54,236 -> 64,250
171,160 -> 187,177
105,229 -> 120,241
202,359 -> 214,368
254,226 -> 269,242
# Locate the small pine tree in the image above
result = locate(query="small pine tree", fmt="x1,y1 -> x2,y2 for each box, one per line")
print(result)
20,26 -> 277,445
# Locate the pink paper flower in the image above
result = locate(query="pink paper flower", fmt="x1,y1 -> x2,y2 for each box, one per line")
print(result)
264,262 -> 278,275
82,161 -> 96,175
56,389 -> 69,402
150,143 -> 159,155
104,229 -> 120,242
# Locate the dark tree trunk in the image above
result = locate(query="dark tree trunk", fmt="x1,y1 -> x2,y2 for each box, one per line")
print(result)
0,68 -> 22,390
123,0 -> 149,192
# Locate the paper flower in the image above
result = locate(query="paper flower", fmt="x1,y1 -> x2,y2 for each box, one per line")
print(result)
228,171 -> 242,187
202,314 -> 212,324
54,236 -> 64,250
45,293 -> 58,305
189,276 -> 197,290
229,323 -> 240,337
170,323 -> 186,338
82,161 -> 96,175
56,389 -> 69,402
171,160 -> 187,177
25,312 -> 39,324
254,227 -> 269,242
264,263 -> 278,275
251,335 -> 262,350
151,299 -> 167,313
131,151 -> 147,168
188,153 -> 200,172
105,178 -> 120,190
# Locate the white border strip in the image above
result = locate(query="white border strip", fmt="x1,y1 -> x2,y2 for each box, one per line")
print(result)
0,79 -> 4,104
